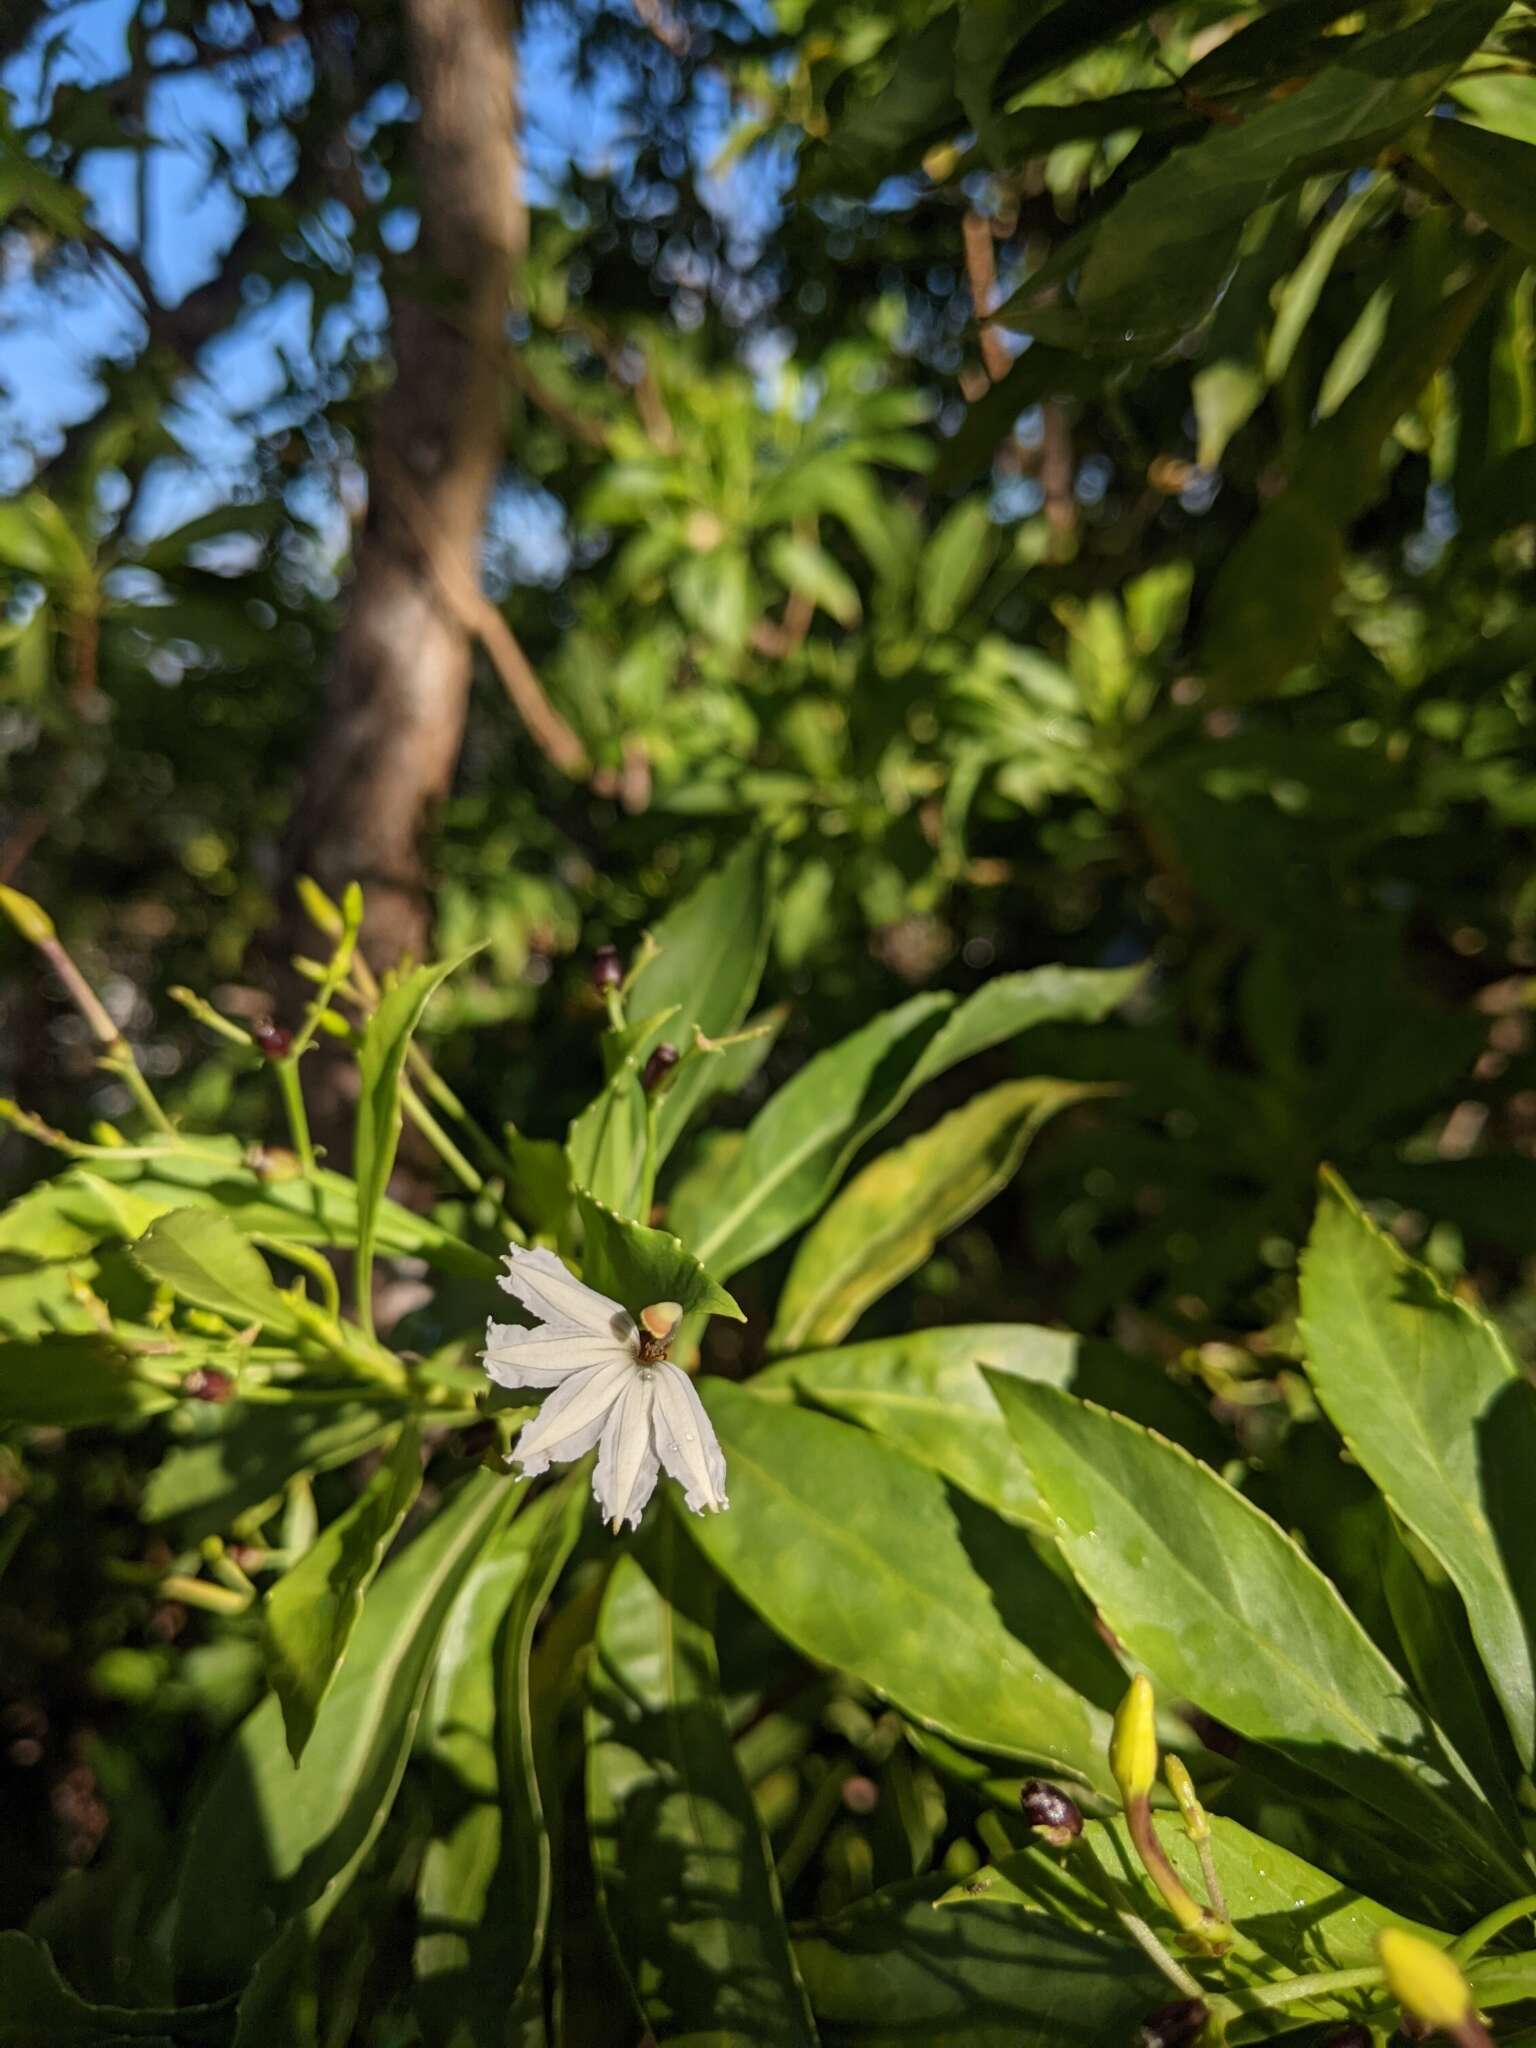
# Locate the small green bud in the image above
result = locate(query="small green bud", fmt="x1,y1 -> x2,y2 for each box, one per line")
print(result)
295,874 -> 344,939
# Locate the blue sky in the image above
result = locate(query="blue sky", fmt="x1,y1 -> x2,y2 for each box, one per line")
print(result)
0,0 -> 778,533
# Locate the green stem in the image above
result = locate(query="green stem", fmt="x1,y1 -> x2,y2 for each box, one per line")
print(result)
1071,1833 -> 1206,2001
400,1077 -> 482,1192
249,1234 -> 339,1318
406,1043 -> 518,1182
1452,1893 -> 1536,1963
776,1761 -> 856,1896
1229,1964 -> 1382,2012
274,1059 -> 316,1172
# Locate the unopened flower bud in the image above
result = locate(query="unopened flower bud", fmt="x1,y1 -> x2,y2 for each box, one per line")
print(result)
243,1144 -> 303,1182
1322,2027 -> 1373,2047
591,945 -> 622,992
183,1367 -> 234,1403
1019,1779 -> 1083,1848
641,1042 -> 679,1092
1137,1999 -> 1208,2048
1377,1928 -> 1474,2033
254,1022 -> 293,1059
841,1775 -> 879,1814
1111,1673 -> 1159,1807
0,885 -> 56,945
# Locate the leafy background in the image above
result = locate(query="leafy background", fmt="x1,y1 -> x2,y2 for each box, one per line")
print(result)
3,0 -> 1536,2040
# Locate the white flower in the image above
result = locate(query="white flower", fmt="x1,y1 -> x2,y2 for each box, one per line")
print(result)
481,1245 -> 729,1531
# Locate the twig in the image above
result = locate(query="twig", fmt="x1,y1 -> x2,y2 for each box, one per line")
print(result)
961,212 -> 1011,385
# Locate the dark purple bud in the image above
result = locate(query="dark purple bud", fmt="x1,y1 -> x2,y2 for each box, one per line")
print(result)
1020,1779 -> 1083,1848
591,945 -> 622,992
183,1367 -> 234,1403
1137,1999 -> 1208,2048
641,1042 -> 680,1092
254,1021 -> 293,1059
1322,2029 -> 1373,2048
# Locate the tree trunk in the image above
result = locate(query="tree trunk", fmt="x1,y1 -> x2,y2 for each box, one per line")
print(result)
282,0 -> 521,971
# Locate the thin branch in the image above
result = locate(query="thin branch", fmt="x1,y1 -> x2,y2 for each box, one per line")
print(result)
962,212 -> 1011,385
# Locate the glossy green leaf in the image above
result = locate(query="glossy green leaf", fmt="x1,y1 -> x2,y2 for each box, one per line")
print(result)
0,1335 -> 174,1429
1264,174 -> 1388,385
948,1809 -> 1425,2031
1075,0 -> 1502,344
413,1483 -> 578,2048
756,1323 -> 1080,1530
687,1382 -> 1119,1787
680,967 -> 1135,1285
990,1377 -> 1527,1897
1299,1170 -> 1536,1770
172,1467 -> 518,1998
353,950 -> 479,1332
771,1078 -> 1098,1353
575,1187 -> 743,1322
265,1421 -> 422,1764
1419,117 -> 1536,260
130,1208 -> 298,1332
587,1515 -> 816,2044
626,838 -> 774,1160
793,1878 -> 1164,2047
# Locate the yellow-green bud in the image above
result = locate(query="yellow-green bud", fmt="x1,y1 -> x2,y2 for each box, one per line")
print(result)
0,884 -> 56,945
295,874 -> 344,939
1163,1755 -> 1210,1843
1111,1673 -> 1159,1806
1376,1928 -> 1473,2030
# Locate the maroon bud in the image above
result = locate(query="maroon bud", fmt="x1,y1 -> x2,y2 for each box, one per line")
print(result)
1020,1779 -> 1083,1848
254,1021 -> 293,1058
641,1042 -> 679,1092
1323,2029 -> 1373,2048
183,1367 -> 234,1403
841,1774 -> 879,1815
591,945 -> 622,992
1138,2000 -> 1208,2048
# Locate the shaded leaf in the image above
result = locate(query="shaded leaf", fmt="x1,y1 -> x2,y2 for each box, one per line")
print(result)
587,1515 -> 816,2044
687,1382 -> 1119,1787
0,1335 -> 173,1429
265,1422 -> 422,1764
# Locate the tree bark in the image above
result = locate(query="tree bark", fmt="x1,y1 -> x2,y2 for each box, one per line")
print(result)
282,0 -> 521,971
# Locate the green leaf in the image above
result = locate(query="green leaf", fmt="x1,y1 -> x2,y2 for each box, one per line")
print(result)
771,1078 -> 1099,1353
765,531 -> 862,626
756,1323 -> 1082,1531
687,1382 -> 1120,1788
0,1929 -> 232,2045
130,1208 -> 299,1332
1074,0 -> 1503,345
949,1808 -> 1423,2025
1298,1170 -> 1536,1771
0,490 -> 92,587
624,837 -> 775,1166
793,1878 -> 1165,2047
413,1482 -> 581,2047
575,1187 -> 743,1322
920,501 -> 995,634
0,1149 -> 495,1279
353,950 -> 479,1334
141,1402 -> 391,1539
496,1475 -> 588,2032
265,1421 -> 422,1765
171,1468 -> 518,1998
990,1377 -> 1527,1899
586,1515 -> 816,2045
0,1335 -> 173,1429
1202,234 -> 1508,697
1419,117 -> 1536,260
1264,174 -> 1389,385
677,967 -> 1135,1285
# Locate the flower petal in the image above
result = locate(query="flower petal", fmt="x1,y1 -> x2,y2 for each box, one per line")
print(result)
497,1245 -> 635,1343
511,1356 -> 633,1478
593,1371 -> 660,1531
651,1363 -> 729,1515
481,1322 -> 633,1390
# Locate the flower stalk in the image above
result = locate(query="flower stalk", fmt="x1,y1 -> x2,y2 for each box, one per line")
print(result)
1111,1676 -> 1233,1956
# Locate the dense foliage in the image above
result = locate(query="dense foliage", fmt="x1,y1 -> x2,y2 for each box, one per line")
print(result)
3,0 -> 1536,2041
